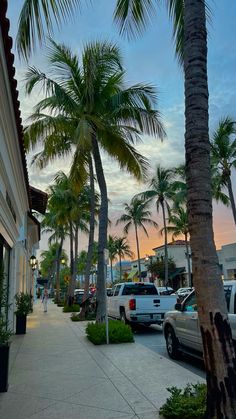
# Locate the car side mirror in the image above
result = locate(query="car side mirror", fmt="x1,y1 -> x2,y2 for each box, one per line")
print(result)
175,303 -> 182,311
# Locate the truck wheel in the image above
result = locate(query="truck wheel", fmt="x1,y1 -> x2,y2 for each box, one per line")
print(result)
120,310 -> 128,324
165,326 -> 180,359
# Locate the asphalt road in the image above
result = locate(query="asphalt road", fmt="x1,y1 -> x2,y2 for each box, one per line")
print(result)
133,324 -> 206,379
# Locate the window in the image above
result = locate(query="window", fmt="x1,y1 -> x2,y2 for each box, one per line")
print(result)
114,285 -> 121,296
184,293 -> 197,312
122,284 -> 158,296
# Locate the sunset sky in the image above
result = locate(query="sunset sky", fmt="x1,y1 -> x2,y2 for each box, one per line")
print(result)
7,0 -> 236,259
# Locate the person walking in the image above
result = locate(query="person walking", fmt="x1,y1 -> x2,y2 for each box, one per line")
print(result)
42,288 -> 48,312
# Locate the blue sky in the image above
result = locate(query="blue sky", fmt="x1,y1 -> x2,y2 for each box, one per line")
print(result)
7,0 -> 236,257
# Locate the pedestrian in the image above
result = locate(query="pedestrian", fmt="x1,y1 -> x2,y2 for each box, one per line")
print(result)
42,287 -> 48,312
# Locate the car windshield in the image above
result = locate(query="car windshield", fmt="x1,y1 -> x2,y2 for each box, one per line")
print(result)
122,284 -> 158,296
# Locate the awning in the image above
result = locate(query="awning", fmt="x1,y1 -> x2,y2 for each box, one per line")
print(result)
128,269 -> 138,279
169,267 -> 185,280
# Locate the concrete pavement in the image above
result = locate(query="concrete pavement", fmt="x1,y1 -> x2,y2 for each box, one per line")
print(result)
0,301 -> 204,419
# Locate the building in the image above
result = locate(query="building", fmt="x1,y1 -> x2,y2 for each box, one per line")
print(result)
0,3 -> 47,329
153,240 -> 192,288
217,243 -> 236,280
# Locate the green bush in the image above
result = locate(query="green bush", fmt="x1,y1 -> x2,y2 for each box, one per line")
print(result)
86,320 -> 134,345
15,292 -> 32,316
159,383 -> 206,419
57,302 -> 64,307
63,304 -> 80,313
70,313 -> 96,321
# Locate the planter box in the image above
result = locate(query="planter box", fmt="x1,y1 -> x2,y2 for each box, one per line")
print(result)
16,314 -> 27,335
0,344 -> 10,392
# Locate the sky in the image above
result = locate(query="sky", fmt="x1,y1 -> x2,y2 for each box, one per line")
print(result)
6,0 -> 236,260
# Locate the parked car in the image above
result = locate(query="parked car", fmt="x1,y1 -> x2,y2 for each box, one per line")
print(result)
163,280 -> 236,359
74,289 -> 92,305
106,288 -> 113,296
156,286 -> 174,295
175,287 -> 193,300
107,282 -> 177,325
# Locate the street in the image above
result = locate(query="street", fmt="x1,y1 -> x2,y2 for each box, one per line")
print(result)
133,324 -> 206,380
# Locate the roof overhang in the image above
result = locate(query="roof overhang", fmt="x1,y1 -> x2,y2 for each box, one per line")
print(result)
29,186 -> 48,215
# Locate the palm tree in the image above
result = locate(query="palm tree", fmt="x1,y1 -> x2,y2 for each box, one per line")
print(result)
114,1 -> 236,415
165,206 -> 191,287
117,197 -> 158,277
138,165 -> 174,286
115,237 -> 133,281
17,0 -> 81,59
107,235 -> 118,284
211,117 -> 236,224
24,40 -> 165,322
41,208 -> 68,302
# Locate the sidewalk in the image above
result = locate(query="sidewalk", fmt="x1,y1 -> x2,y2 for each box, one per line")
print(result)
0,301 -> 204,419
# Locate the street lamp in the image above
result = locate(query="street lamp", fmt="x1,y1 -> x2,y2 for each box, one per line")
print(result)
61,257 -> 66,266
29,255 -> 38,271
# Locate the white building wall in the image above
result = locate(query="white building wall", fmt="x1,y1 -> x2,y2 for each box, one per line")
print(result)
217,243 -> 236,279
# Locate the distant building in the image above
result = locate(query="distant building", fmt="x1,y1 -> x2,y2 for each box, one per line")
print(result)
217,243 -> 236,279
153,240 -> 192,288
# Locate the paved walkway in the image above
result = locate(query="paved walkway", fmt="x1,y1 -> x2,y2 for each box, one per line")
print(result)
0,301 -> 204,419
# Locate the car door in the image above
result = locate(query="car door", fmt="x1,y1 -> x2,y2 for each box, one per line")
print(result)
108,285 -> 121,318
175,293 -> 202,352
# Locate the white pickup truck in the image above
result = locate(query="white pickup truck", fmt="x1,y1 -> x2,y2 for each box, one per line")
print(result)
163,280 -> 236,359
107,282 -> 177,325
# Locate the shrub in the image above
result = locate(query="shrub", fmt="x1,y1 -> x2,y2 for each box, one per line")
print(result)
57,302 -> 64,307
70,313 -> 96,321
86,320 -> 134,345
15,292 -> 32,316
63,304 -> 80,313
159,383 -> 206,419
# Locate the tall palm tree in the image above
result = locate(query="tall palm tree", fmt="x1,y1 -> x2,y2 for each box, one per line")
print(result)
115,237 -> 133,281
116,197 -> 158,277
138,165 -> 174,286
41,208 -> 68,302
24,40 -> 165,322
165,206 -> 191,287
107,235 -> 118,284
114,1 -> 236,415
211,117 -> 236,224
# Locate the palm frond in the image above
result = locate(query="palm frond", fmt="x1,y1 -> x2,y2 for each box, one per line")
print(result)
17,0 -> 81,59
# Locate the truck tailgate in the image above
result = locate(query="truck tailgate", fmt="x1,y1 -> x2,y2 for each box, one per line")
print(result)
135,295 -> 177,312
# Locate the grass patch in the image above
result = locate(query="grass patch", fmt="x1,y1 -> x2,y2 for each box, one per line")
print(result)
70,313 -> 96,321
63,304 -> 80,313
159,383 -> 206,419
86,320 -> 134,345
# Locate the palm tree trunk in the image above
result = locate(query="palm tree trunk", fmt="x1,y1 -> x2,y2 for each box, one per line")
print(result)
56,238 -> 63,302
184,1 -> 236,416
119,254 -> 122,281
81,157 -> 95,318
134,223 -> 141,278
161,201 -> 168,287
184,233 -> 191,288
74,224 -> 79,286
227,176 -> 236,225
92,136 -> 107,323
68,221 -> 74,306
110,258 -> 113,283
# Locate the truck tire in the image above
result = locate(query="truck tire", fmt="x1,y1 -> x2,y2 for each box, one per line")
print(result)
120,309 -> 128,325
165,326 -> 180,359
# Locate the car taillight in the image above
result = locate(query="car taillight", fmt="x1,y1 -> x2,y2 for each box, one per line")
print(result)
129,299 -> 136,310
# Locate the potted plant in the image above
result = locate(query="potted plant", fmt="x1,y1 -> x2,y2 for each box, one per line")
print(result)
15,292 -> 32,334
0,263 -> 12,392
